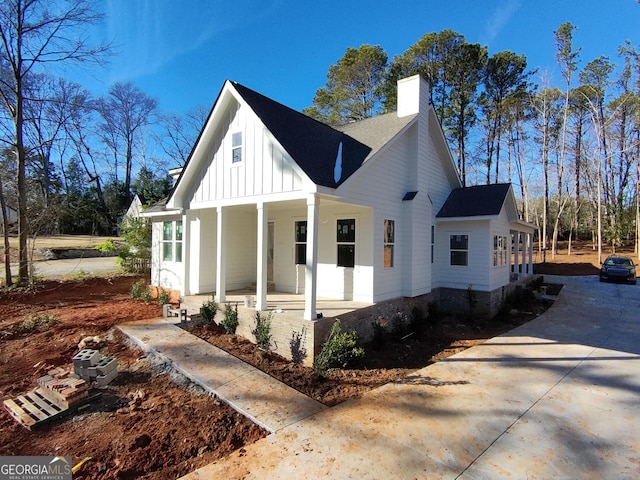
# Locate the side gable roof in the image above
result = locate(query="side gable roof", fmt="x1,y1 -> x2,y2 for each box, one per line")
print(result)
232,82 -> 371,188
436,183 -> 512,218
335,111 -> 417,162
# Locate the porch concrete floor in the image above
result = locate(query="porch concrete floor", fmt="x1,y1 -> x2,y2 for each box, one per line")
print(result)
182,290 -> 373,320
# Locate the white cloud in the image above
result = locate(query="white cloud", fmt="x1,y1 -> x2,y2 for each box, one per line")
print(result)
482,0 -> 523,45
105,0 -> 228,82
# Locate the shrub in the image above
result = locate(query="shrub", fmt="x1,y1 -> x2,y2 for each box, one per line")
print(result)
14,314 -> 59,334
409,306 -> 426,334
314,320 -> 364,377
289,329 -> 307,365
200,298 -> 218,325
220,303 -> 239,334
157,289 -> 171,306
252,311 -> 273,350
131,280 -> 152,303
370,317 -> 388,350
466,284 -> 478,318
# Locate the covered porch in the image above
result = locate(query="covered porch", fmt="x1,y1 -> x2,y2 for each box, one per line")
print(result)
510,223 -> 536,280
182,193 -> 374,321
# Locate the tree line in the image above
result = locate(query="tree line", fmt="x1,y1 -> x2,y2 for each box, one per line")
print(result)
0,0 -> 205,285
304,26 -> 640,265
1,1 -> 638,287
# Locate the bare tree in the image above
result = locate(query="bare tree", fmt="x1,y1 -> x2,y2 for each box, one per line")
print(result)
0,0 -> 110,285
96,82 -> 158,204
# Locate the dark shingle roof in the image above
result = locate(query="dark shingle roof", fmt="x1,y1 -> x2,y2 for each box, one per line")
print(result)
232,82 -> 371,188
437,183 -> 511,218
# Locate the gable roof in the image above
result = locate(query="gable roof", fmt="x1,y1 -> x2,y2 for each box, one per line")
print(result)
335,111 -> 417,162
436,183 -> 512,218
232,82 -> 372,188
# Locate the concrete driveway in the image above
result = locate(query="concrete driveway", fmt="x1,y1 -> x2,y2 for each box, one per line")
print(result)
184,276 -> 640,479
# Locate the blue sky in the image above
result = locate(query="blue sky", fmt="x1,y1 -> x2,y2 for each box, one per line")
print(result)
83,0 -> 640,115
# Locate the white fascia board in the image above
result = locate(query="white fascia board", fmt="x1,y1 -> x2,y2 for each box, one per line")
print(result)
436,215 -> 494,223
511,219 -> 538,233
429,107 -> 462,188
168,81 -> 236,209
140,208 -> 183,218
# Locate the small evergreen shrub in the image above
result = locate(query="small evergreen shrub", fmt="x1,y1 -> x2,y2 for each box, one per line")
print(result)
131,280 -> 152,303
200,298 -> 218,324
289,329 -> 307,365
220,303 -> 239,334
427,301 -> 440,324
409,306 -> 426,334
370,317 -> 388,350
314,320 -> 364,377
157,288 -> 171,306
252,311 -> 272,350
466,284 -> 478,318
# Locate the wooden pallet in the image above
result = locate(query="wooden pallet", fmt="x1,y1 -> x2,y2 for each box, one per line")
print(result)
3,388 -> 99,430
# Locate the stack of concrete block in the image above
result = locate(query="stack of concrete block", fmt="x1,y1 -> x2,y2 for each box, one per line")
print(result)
72,349 -> 118,386
36,374 -> 89,409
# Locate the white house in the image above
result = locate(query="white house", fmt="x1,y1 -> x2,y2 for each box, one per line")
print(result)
143,75 -> 536,327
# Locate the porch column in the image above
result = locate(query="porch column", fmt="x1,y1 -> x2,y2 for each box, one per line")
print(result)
215,206 -> 226,303
304,194 -> 319,320
256,202 -> 268,311
528,232 -> 534,275
516,231 -> 522,274
181,213 -> 189,296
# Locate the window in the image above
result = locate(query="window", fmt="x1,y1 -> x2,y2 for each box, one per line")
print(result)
232,132 -> 242,163
493,235 -> 507,267
162,220 -> 183,262
384,219 -> 394,268
295,220 -> 307,265
337,219 -> 355,267
450,234 -> 468,266
431,225 -> 435,264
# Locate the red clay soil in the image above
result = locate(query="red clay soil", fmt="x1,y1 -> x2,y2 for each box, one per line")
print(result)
0,276 -> 266,480
187,291 -> 552,407
0,266 -> 564,478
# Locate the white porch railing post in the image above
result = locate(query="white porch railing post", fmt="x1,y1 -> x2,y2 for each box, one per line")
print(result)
215,206 -> 226,303
304,194 -> 318,320
256,202 -> 268,311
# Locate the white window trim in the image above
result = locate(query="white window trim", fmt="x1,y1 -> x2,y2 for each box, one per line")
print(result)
162,220 -> 183,263
449,233 -> 469,267
231,131 -> 243,163
384,219 -> 395,269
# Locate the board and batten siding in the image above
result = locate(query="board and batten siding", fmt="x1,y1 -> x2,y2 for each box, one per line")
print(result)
188,100 -> 304,206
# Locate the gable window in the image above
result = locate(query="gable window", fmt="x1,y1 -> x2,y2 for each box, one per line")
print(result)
232,132 -> 242,163
162,220 -> 183,262
295,220 -> 307,265
450,234 -> 468,266
337,219 -> 355,268
493,235 -> 507,267
384,219 -> 394,268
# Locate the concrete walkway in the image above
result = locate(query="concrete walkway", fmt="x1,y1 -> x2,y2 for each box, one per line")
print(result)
117,319 -> 326,433
176,276 -> 640,479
